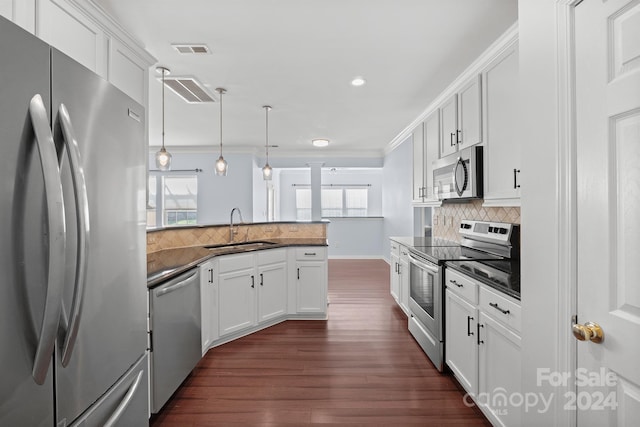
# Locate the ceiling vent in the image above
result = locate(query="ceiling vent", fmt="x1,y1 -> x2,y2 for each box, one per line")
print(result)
160,76 -> 217,103
172,44 -> 211,54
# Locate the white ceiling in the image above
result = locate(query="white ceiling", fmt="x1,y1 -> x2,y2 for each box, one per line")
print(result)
93,0 -> 518,158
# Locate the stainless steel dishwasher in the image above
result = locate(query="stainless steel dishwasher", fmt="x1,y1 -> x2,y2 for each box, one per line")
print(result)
149,268 -> 201,413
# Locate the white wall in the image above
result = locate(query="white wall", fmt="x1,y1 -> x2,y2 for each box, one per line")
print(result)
149,152 -> 254,225
382,135 -> 414,259
278,168 -> 385,258
518,1 -> 565,425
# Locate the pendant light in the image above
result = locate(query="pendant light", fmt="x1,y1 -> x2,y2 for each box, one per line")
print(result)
155,66 -> 172,171
262,105 -> 273,180
215,87 -> 228,176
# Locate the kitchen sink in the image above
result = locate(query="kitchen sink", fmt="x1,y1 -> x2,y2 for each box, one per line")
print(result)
205,241 -> 277,252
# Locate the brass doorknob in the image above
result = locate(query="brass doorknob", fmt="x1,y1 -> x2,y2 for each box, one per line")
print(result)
572,321 -> 604,343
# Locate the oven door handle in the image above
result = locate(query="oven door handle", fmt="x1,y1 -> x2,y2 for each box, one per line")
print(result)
408,253 -> 439,273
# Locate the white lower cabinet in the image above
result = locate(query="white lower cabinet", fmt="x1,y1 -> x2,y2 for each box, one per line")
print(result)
445,290 -> 478,395
398,248 -> 410,314
199,260 -> 217,354
294,247 -> 328,315
217,254 -> 256,338
478,311 -> 522,427
257,251 -> 288,323
200,246 -> 327,351
445,268 -> 521,427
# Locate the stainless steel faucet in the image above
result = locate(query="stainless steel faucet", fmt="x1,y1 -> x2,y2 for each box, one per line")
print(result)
229,207 -> 244,242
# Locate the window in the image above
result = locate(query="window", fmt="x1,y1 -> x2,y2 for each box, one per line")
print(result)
147,174 -> 198,227
294,187 -> 369,220
295,188 -> 311,221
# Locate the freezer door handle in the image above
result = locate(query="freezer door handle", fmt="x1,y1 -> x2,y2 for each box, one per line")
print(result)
57,103 -> 91,367
29,94 -> 66,384
103,369 -> 144,427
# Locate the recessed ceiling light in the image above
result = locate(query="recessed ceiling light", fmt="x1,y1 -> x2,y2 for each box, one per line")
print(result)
312,139 -> 330,147
351,76 -> 366,87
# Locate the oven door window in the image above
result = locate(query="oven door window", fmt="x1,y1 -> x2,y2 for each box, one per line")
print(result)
410,262 -> 436,320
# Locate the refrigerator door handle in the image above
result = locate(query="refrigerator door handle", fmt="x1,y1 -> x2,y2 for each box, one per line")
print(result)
28,94 -> 66,385
103,369 -> 144,427
57,103 -> 90,367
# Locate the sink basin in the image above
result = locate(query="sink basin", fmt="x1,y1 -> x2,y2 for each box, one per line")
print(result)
205,241 -> 277,252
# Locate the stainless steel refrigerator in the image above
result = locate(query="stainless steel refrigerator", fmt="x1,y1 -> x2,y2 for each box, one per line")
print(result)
0,16 -> 149,426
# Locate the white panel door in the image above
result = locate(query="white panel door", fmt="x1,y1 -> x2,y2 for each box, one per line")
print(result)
575,0 -> 640,425
440,94 -> 458,158
218,268 -> 256,337
257,262 -> 287,323
457,74 -> 482,149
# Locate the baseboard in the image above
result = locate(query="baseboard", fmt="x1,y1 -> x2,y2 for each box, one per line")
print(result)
328,255 -> 385,260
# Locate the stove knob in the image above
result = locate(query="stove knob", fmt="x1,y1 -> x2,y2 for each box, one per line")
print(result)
489,226 -> 494,233
499,228 -> 508,234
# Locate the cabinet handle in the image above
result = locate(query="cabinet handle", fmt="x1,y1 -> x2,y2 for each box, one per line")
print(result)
304,252 -> 316,256
456,129 -> 461,145
397,264 -> 401,275
489,302 -> 510,315
513,169 -> 521,189
449,279 -> 463,288
260,273 -> 264,286
467,316 -> 474,336
251,275 -> 255,288
209,268 -> 213,284
450,132 -> 456,147
297,268 -> 300,280
477,323 -> 484,345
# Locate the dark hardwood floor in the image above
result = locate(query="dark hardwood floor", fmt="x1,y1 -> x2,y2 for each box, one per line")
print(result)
150,259 -> 490,426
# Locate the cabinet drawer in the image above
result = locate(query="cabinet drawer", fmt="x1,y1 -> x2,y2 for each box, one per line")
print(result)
218,253 -> 254,273
399,245 -> 410,261
390,240 -> 400,257
445,268 -> 478,305
295,247 -> 326,261
479,286 -> 521,333
257,248 -> 286,265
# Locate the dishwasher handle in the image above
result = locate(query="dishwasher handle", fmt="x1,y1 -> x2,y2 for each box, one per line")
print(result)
156,271 -> 198,297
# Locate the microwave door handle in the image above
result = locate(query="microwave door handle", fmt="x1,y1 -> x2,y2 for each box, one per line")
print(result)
57,103 -> 91,367
29,94 -> 66,384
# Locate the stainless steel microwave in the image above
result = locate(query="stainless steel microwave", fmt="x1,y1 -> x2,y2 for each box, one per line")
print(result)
432,146 -> 483,201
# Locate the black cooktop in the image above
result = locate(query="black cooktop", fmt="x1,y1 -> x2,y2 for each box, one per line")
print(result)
446,258 -> 521,300
409,245 -> 503,265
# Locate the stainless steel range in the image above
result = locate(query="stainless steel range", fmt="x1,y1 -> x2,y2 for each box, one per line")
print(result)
407,220 -> 520,371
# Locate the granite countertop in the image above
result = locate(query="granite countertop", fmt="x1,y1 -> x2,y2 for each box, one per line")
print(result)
147,238 -> 328,288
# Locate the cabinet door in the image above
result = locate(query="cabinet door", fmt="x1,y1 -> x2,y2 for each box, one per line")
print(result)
296,262 -> 327,314
390,253 -> 400,302
258,262 -> 287,323
218,268 -> 256,337
478,312 -> 522,427
423,109 -> 440,201
440,94 -> 458,158
458,74 -> 482,148
412,123 -> 425,202
199,260 -> 216,354
399,255 -> 410,314
483,44 -> 520,206
445,290 -> 478,395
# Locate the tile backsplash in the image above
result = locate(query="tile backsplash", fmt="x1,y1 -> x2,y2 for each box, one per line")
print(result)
433,200 -> 520,242
147,222 -> 327,253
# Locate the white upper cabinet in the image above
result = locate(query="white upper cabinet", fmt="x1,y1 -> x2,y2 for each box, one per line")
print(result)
2,0 -> 154,106
482,42 -> 521,206
412,110 -> 441,205
440,75 -> 482,158
37,0 -> 106,76
412,123 -> 425,202
440,94 -> 458,158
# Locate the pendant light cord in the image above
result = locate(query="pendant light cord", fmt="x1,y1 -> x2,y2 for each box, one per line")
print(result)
161,68 -> 166,150
219,89 -> 224,156
265,106 -> 269,161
